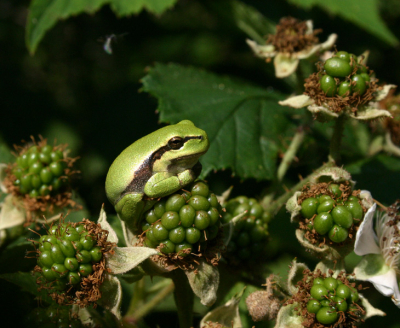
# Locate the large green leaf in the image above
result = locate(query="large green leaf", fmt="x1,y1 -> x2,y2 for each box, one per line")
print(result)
26,0 -> 178,54
110,0 -> 177,16
209,0 -> 276,44
141,63 -> 297,180
0,271 -> 53,304
0,138 -> 13,164
288,0 -> 398,46
346,154 -> 400,204
26,0 -> 108,54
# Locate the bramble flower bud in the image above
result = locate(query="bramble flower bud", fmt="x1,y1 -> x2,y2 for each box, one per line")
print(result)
246,275 -> 281,321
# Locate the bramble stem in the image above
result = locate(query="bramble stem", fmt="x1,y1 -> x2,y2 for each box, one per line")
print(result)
171,270 -> 194,328
125,278 -> 146,317
329,114 -> 346,165
277,128 -> 305,181
125,281 -> 175,322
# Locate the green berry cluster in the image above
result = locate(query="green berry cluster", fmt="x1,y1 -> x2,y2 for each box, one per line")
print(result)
320,51 -> 370,97
141,180 -> 222,257
26,306 -> 83,328
12,143 -> 68,198
222,196 -> 270,261
307,277 -> 362,325
34,219 -> 114,306
300,184 -> 364,243
37,222 -> 102,290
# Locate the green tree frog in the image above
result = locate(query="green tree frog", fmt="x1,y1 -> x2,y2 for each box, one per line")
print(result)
105,120 -> 209,238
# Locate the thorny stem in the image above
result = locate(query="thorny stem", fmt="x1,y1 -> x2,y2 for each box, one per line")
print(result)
329,114 -> 347,165
265,161 -> 335,216
277,128 -> 305,182
124,281 -> 175,323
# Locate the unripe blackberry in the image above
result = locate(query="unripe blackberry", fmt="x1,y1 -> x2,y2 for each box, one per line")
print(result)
319,51 -> 371,98
141,180 -> 222,258
3,137 -> 79,224
304,51 -> 379,115
10,140 -> 72,197
307,276 -> 363,325
298,182 -> 365,245
287,269 -> 365,327
26,305 -> 83,328
33,218 -> 115,307
222,196 -> 269,263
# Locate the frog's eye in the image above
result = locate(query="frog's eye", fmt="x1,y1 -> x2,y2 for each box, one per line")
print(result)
168,137 -> 184,149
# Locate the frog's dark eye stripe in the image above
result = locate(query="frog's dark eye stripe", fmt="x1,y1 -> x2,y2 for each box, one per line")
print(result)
121,134 -> 204,196
168,137 -> 184,149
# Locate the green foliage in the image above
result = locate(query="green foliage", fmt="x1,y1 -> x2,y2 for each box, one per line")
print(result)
26,0 -> 178,54
209,0 -> 276,44
141,63 -> 298,180
0,272 -> 53,304
288,0 -> 399,46
3,0 -> 400,326
110,0 -> 177,16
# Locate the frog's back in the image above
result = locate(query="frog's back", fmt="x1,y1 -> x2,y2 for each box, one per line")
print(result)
105,131 -> 163,205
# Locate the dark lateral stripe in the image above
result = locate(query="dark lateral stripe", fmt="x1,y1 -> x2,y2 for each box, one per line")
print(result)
120,135 -> 203,196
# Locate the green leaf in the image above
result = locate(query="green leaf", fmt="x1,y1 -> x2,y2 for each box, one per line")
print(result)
346,154 -> 400,204
0,242 -> 36,274
209,0 -> 276,44
287,0 -> 398,46
0,140 -> 13,164
141,63 -> 297,180
0,271 -> 53,304
110,0 -> 177,16
26,0 -> 109,54
26,0 -> 178,54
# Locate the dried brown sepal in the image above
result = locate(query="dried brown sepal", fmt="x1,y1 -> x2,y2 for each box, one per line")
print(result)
381,92 -> 400,144
304,60 -> 379,114
285,269 -> 366,328
297,181 -> 354,204
34,218 -> 116,307
202,322 -> 225,328
3,137 -> 80,226
136,228 -> 223,273
297,182 -> 366,247
384,200 -> 400,241
267,17 -> 321,54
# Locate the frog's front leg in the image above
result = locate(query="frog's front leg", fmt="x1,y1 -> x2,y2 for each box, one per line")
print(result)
144,168 -> 197,198
115,193 -> 145,222
115,194 -> 157,246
